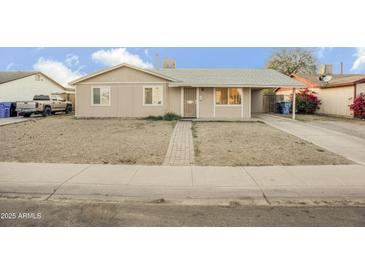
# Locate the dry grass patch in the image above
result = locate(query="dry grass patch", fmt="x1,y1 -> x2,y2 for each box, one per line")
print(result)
0,116 -> 175,165
192,121 -> 352,166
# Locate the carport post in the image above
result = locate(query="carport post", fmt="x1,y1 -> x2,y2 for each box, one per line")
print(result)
292,88 -> 296,120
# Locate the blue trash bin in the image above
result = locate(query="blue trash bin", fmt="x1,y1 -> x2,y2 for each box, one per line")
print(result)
0,102 -> 12,118
280,101 -> 292,115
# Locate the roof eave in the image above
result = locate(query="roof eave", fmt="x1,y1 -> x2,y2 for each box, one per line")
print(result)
168,83 -> 305,88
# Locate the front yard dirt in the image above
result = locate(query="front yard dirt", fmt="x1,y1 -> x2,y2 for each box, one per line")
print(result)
0,116 -> 175,165
192,122 -> 352,166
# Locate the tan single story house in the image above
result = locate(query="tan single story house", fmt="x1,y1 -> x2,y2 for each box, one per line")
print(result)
70,63 -> 303,119
276,73 -> 365,117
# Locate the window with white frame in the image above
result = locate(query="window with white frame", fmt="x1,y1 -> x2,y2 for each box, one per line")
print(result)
215,88 -> 242,105
92,86 -> 111,106
143,86 -> 163,105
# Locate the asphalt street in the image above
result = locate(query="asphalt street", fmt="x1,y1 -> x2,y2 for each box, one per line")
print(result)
1,198 -> 365,226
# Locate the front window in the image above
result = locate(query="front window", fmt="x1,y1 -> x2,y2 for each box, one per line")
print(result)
215,88 -> 242,105
144,86 -> 163,105
92,86 -> 110,106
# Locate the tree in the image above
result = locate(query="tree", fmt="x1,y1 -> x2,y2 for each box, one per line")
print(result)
266,48 -> 317,76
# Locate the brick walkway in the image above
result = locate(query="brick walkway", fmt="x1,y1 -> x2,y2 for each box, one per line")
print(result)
163,121 -> 195,166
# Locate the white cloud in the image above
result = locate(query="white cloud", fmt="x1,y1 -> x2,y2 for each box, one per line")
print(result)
6,62 -> 23,71
316,47 -> 333,59
91,48 -> 153,68
351,47 -> 365,71
33,57 -> 85,87
65,54 -> 80,67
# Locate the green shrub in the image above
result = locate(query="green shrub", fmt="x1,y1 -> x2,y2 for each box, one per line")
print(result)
144,113 -> 181,121
163,112 -> 181,121
145,115 -> 163,121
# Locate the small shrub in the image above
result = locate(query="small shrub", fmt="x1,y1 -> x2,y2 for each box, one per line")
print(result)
144,112 -> 181,121
145,115 -> 163,121
163,112 -> 181,121
350,93 -> 365,119
292,88 -> 321,114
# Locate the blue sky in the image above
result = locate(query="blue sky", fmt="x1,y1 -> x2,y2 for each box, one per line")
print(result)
0,47 -> 364,86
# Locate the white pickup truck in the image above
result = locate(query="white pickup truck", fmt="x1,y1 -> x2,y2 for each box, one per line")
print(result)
16,95 -> 73,117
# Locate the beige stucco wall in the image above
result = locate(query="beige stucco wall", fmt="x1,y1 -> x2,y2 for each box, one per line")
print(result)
76,83 -> 172,117
316,86 -> 354,117
356,83 -> 365,97
0,74 -> 65,102
75,66 -> 172,118
167,87 -> 182,116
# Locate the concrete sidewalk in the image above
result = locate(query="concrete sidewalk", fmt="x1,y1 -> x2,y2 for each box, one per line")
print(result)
258,114 -> 365,165
1,162 -> 365,204
0,117 -> 28,126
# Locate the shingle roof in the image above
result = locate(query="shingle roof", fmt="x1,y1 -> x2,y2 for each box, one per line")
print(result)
70,63 -> 304,88
295,73 -> 365,88
0,71 -> 67,90
0,71 -> 36,84
153,68 -> 304,88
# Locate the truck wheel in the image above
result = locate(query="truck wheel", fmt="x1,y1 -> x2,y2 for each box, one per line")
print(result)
65,105 -> 72,114
23,113 -> 31,118
43,107 -> 51,117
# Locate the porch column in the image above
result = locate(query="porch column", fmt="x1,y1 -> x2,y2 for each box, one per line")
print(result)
292,88 -> 296,120
248,88 -> 252,119
180,87 -> 184,117
196,87 -> 200,118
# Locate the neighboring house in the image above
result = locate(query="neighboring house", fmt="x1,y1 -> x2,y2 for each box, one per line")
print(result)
276,74 -> 365,117
70,63 -> 303,119
0,71 -> 70,102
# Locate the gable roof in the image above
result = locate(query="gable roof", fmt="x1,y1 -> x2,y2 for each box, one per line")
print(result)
69,63 -> 177,85
0,71 -> 37,84
294,73 -> 365,88
70,63 -> 304,88
153,68 -> 304,88
0,71 -> 67,90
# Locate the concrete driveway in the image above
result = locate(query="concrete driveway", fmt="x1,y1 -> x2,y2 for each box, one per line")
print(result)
258,114 -> 365,165
307,119 -> 365,140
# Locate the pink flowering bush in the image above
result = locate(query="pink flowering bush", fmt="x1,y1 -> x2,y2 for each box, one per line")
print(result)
350,93 -> 365,119
293,88 -> 321,114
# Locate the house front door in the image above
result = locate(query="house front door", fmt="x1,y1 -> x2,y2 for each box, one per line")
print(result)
183,88 -> 197,117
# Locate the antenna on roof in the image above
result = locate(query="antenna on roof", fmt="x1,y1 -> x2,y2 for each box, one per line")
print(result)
319,64 -> 333,83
